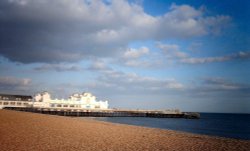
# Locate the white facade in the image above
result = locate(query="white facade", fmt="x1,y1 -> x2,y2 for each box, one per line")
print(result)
33,91 -> 109,109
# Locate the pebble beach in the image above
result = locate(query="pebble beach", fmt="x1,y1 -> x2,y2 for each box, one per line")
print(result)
0,110 -> 249,151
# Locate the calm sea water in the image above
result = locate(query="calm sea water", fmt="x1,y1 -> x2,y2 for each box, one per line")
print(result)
82,113 -> 250,140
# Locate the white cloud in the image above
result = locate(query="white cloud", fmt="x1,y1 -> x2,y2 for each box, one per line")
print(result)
120,44 -> 250,68
123,47 -> 149,59
201,77 -> 249,90
82,59 -> 184,92
88,59 -> 111,71
157,43 -> 250,65
180,51 -> 250,64
158,43 -> 188,59
0,76 -> 31,86
0,0 -> 231,63
120,46 -> 164,68
34,63 -> 83,72
199,15 -> 232,35
124,60 -> 148,67
0,76 -> 32,93
88,65 -> 184,91
158,4 -> 205,37
238,51 -> 250,58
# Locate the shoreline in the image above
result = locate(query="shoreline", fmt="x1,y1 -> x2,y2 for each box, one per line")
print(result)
1,110 -> 249,151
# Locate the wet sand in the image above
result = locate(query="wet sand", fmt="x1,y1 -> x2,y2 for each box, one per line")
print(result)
0,110 -> 249,151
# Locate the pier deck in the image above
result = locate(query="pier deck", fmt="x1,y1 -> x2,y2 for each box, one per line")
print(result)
3,107 -> 200,119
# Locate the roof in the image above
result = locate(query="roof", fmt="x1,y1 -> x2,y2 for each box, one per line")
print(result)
0,94 -> 32,101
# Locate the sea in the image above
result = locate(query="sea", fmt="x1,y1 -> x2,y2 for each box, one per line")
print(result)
82,113 -> 250,140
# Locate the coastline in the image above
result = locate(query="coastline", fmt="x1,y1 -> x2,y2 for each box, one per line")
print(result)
0,110 -> 249,151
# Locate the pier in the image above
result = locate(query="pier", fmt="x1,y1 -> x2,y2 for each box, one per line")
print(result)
0,92 -> 200,119
3,107 -> 200,119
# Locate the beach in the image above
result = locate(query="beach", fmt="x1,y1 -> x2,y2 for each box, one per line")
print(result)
0,110 -> 249,151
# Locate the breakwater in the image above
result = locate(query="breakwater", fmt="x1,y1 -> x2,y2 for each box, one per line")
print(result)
3,107 -> 200,119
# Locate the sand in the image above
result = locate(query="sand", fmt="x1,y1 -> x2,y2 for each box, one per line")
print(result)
0,110 -> 249,151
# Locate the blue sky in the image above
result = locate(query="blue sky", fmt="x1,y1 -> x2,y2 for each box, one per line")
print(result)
0,0 -> 249,113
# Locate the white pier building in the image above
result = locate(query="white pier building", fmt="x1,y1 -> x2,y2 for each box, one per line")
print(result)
0,91 -> 109,110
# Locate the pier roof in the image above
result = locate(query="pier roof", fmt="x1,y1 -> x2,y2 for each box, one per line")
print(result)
0,94 -> 32,101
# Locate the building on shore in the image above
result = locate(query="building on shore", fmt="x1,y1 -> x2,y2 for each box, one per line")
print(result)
0,94 -> 32,109
0,92 -> 109,110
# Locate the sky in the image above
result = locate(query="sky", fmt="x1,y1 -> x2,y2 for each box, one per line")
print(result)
0,0 -> 249,113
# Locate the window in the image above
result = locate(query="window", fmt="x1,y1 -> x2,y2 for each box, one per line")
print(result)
10,102 -> 15,105
57,104 -> 62,107
17,102 -> 22,106
70,105 -> 75,108
3,102 -> 9,105
50,104 -> 55,107
0,101 -> 2,105
63,104 -> 68,107
23,103 -> 28,106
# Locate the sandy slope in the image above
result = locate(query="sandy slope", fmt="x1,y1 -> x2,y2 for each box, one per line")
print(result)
0,110 -> 249,151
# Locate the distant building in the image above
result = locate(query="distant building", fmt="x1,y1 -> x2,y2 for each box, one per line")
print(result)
0,94 -> 32,109
0,91 -> 109,109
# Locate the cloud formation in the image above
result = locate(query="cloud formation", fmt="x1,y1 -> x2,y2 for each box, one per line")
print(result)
201,77 -> 248,90
0,76 -> 31,86
157,43 -> 250,65
180,51 -> 250,64
0,0 -> 231,63
0,76 -> 32,93
123,47 -> 149,59
87,61 -> 184,93
158,43 -> 188,59
120,46 -> 161,67
34,64 -> 83,72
